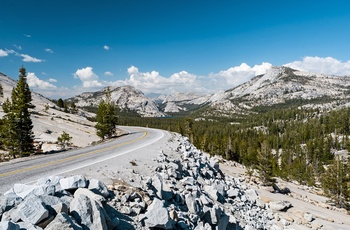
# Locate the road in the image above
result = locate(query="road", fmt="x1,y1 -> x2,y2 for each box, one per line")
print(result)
0,126 -> 170,195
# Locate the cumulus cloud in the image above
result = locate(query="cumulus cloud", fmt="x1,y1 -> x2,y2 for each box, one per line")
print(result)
27,72 -> 57,90
284,56 -> 350,76
104,71 -> 113,76
109,63 -> 272,95
112,66 -> 203,94
48,78 -> 57,83
206,62 -> 272,91
45,48 -> 53,53
74,67 -> 103,88
0,49 -> 8,57
21,54 -> 44,62
103,45 -> 110,51
24,34 -> 31,38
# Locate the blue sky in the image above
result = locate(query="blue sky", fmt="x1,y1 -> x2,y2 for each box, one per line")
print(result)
1,0 -> 350,99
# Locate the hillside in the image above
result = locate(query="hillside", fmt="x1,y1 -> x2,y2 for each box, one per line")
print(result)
202,66 -> 350,117
68,85 -> 165,117
0,72 -> 100,151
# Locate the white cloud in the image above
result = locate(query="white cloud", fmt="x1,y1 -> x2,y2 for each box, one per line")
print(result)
206,62 -> 272,91
104,71 -> 113,76
21,54 -> 44,63
110,63 -> 272,95
14,44 -> 22,50
74,67 -> 102,88
45,48 -> 53,53
27,72 -> 57,90
284,56 -> 350,76
111,66 -> 204,94
103,45 -> 110,51
24,34 -> 31,38
0,49 -> 8,57
48,78 -> 57,83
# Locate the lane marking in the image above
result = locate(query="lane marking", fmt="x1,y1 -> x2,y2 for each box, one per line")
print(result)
0,129 -> 148,177
54,129 -> 165,177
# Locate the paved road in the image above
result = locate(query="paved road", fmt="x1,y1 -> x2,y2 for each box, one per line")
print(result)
0,126 -> 168,195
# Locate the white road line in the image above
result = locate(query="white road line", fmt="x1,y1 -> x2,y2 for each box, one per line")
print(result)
55,129 -> 165,177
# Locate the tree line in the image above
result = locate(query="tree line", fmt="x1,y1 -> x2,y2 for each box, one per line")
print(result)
118,106 -> 350,209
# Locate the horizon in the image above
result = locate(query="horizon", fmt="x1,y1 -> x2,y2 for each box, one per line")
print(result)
1,0 -> 350,99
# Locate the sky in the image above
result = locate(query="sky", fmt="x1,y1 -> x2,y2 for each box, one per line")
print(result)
1,0 -> 350,99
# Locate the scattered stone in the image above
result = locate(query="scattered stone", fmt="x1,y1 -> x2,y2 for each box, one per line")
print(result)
143,198 -> 175,229
0,221 -> 20,230
17,196 -> 49,225
45,212 -> 82,230
60,175 -> 87,190
269,200 -> 292,211
303,212 -> 314,222
88,179 -> 110,198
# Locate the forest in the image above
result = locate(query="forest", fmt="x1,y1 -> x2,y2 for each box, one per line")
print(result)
119,105 -> 350,209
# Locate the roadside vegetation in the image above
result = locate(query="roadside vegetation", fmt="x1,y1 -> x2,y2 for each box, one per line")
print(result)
118,106 -> 350,209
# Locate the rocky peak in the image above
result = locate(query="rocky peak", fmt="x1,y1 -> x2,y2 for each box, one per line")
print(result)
69,85 -> 165,117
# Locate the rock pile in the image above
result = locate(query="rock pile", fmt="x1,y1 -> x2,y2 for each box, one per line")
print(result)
0,135 -> 291,229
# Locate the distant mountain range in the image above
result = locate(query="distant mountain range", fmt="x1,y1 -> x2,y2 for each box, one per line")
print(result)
66,66 -> 350,117
3,66 -> 350,119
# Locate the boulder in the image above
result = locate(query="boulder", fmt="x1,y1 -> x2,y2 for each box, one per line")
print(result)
303,212 -> 314,222
17,221 -> 43,230
88,179 -> 110,198
38,195 -> 68,215
45,212 -> 82,230
9,184 -> 54,199
185,193 -> 200,215
17,196 -> 49,225
74,188 -> 106,205
60,175 -> 87,190
143,198 -> 174,229
227,188 -> 239,198
269,201 -> 292,211
245,189 -> 258,203
0,194 -> 22,215
70,194 -> 108,230
0,221 -> 20,230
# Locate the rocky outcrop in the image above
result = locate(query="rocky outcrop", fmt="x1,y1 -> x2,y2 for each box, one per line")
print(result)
0,134 -> 297,229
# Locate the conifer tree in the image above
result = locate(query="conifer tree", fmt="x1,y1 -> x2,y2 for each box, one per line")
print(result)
322,156 -> 350,208
57,98 -> 64,108
1,67 -> 34,157
256,141 -> 274,185
0,83 -> 3,97
95,87 -> 118,139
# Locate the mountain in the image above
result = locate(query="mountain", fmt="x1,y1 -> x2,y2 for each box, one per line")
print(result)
154,92 -> 211,114
203,66 -> 350,117
0,72 -> 100,151
68,85 -> 165,117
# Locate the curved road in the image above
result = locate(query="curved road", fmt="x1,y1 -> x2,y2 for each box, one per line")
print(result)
0,126 -> 170,195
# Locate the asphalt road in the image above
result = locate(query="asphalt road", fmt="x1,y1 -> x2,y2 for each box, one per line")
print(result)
0,126 -> 168,195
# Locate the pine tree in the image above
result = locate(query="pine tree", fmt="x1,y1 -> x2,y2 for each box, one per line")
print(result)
57,98 -> 64,108
0,82 -> 3,97
256,141 -> 274,186
1,67 -> 34,157
57,131 -> 72,149
322,156 -> 350,209
95,87 -> 118,139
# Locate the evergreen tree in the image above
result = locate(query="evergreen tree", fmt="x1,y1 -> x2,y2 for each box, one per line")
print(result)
57,98 -> 64,108
57,131 -> 72,149
0,82 -> 3,97
1,67 -> 34,157
256,141 -> 274,185
322,156 -> 350,208
95,87 -> 118,139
